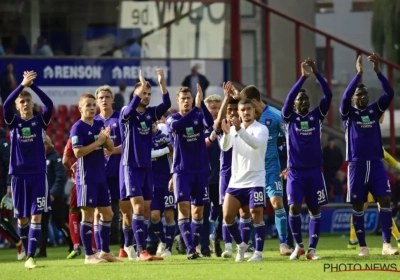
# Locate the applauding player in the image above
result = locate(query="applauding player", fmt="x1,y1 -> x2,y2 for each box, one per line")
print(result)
119,69 -> 171,261
70,93 -> 119,264
150,122 -> 175,257
167,85 -> 214,259
3,71 -> 53,268
220,98 -> 269,262
340,54 -> 398,256
282,58 -> 332,260
94,85 -> 123,255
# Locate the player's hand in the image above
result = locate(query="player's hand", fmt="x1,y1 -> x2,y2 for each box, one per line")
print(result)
168,178 -> 174,192
356,55 -> 363,75
135,70 -> 147,99
367,53 -> 380,73
157,68 -> 165,85
305,57 -> 317,74
221,118 -> 230,134
97,131 -> 107,144
21,71 -> 37,87
195,83 -> 203,108
280,168 -> 288,180
209,130 -> 217,141
222,81 -> 232,98
301,62 -> 310,78
230,84 -> 241,100
104,148 -> 113,157
50,195 -> 55,202
231,116 -> 241,131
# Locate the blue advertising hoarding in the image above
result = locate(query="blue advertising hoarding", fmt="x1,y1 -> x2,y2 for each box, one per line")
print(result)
300,207 -> 379,233
0,58 -> 228,107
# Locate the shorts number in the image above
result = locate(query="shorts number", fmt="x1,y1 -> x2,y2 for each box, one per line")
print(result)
253,191 -> 264,203
317,190 -> 325,202
36,197 -> 46,208
274,181 -> 283,191
164,195 -> 174,205
204,187 -> 209,198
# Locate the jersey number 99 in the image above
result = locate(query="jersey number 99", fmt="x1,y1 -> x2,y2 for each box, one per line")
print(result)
253,191 -> 264,203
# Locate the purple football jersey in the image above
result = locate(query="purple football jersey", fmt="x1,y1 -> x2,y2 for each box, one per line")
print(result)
151,130 -> 172,188
340,73 -> 394,161
120,94 -> 171,168
283,108 -> 324,169
69,120 -> 107,185
94,111 -> 121,177
166,103 -> 214,174
3,84 -> 53,175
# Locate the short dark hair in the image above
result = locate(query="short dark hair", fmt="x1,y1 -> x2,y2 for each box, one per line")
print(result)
238,98 -> 255,108
240,85 -> 261,101
299,88 -> 307,93
133,81 -> 151,93
228,98 -> 239,105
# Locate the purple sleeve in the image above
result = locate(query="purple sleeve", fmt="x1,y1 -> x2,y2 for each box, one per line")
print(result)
123,95 -> 141,119
30,84 -> 53,125
3,85 -> 24,125
282,77 -> 306,119
155,92 -> 171,120
376,72 -> 394,112
340,74 -> 361,116
316,73 -> 333,117
69,125 -> 83,148
201,101 -> 214,128
168,108 -> 198,132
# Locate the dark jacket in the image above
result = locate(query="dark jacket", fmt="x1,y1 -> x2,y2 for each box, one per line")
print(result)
0,128 -> 10,195
46,148 -> 67,198
182,74 -> 210,97
0,71 -> 14,103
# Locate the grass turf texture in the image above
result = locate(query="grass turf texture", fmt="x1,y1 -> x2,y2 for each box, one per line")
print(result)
1,234 -> 400,280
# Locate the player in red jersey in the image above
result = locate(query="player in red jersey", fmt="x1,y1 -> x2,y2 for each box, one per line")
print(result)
63,139 -> 82,259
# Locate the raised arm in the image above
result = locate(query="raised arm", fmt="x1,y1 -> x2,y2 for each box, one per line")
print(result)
215,82 -> 232,131
340,56 -> 363,116
315,72 -> 333,116
373,56 -> 394,112
122,94 -> 141,119
201,101 -> 214,128
30,83 -> 53,125
3,85 -> 24,125
155,68 -> 172,119
238,125 -> 269,150
282,63 -> 308,119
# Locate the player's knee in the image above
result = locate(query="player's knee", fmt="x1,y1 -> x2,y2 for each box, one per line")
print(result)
270,196 -> 284,209
250,208 -> 263,223
18,217 -> 29,225
150,211 -> 161,222
164,210 -> 174,224
377,196 -> 391,208
289,204 -> 301,215
178,202 -> 190,218
191,205 -> 203,220
31,214 -> 41,223
308,207 -> 320,216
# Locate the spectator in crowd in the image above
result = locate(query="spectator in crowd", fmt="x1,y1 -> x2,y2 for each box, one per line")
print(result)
35,136 -> 72,258
181,65 -> 209,102
0,128 -> 10,197
0,62 -> 17,104
113,83 -> 126,111
322,136 -> 343,200
33,37 -> 53,56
